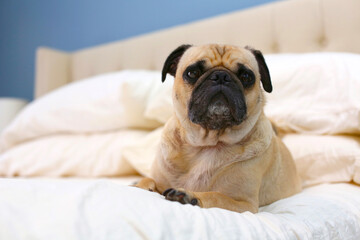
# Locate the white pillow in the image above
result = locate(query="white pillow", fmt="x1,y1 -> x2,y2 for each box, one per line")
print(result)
0,70 -> 165,152
264,52 -> 360,135
144,79 -> 174,124
145,52 -> 360,135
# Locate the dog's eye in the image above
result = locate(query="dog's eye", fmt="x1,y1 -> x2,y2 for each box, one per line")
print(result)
239,71 -> 255,88
183,60 -> 205,84
240,72 -> 251,82
187,70 -> 200,79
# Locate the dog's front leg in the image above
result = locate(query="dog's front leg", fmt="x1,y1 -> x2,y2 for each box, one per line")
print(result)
163,188 -> 258,213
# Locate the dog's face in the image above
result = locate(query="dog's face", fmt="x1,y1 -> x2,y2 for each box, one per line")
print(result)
162,44 -> 272,131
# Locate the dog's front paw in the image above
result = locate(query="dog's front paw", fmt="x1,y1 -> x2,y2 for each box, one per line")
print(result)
163,188 -> 199,206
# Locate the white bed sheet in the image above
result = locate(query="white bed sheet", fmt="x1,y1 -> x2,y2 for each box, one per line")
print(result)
0,178 -> 359,240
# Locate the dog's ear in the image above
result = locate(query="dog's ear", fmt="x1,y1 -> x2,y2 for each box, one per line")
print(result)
245,46 -> 272,93
162,44 -> 192,82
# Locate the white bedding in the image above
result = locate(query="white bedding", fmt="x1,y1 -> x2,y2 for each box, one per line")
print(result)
0,178 -> 359,240
1,52 -> 360,239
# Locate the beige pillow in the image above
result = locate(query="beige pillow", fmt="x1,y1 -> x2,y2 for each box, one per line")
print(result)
0,130 -> 148,177
123,132 -> 360,187
282,134 -> 360,187
2,124 -> 360,188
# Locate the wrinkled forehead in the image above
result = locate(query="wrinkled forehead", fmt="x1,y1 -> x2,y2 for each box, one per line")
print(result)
179,44 -> 258,71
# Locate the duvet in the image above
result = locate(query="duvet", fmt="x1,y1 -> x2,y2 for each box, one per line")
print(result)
0,178 -> 360,239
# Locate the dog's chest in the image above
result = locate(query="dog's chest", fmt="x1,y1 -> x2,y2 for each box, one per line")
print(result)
178,147 -> 233,192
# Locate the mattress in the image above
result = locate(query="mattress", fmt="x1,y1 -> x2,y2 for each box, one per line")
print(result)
0,178 -> 359,240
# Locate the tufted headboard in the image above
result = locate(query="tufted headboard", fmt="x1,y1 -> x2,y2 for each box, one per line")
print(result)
35,0 -> 360,98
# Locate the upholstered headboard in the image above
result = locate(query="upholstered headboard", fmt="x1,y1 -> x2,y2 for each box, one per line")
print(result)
35,0 -> 360,98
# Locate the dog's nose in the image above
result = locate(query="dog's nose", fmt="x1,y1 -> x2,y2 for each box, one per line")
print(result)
208,71 -> 232,83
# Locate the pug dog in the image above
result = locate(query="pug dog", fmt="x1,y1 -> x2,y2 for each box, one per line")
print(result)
136,44 -> 301,213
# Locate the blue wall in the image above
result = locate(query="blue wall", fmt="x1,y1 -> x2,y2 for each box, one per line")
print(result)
0,0 -> 276,101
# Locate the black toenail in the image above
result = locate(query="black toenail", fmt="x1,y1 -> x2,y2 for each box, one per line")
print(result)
162,188 -> 173,196
168,189 -> 176,197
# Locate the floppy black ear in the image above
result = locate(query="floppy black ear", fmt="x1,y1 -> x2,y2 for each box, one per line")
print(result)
245,46 -> 272,93
162,44 -> 192,82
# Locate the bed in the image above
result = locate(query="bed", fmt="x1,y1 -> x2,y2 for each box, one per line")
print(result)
1,0 -> 360,239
